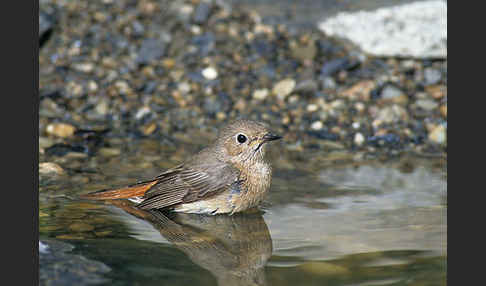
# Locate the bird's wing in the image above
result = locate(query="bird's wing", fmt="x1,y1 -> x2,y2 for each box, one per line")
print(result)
136,161 -> 240,210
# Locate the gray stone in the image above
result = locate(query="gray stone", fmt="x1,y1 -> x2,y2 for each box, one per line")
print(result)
424,68 -> 442,85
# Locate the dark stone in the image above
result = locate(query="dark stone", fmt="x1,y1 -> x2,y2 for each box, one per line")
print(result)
307,130 -> 339,141
136,38 -> 167,65
45,143 -> 87,157
320,58 -> 350,76
39,11 -> 56,47
192,32 -> 215,56
193,2 -> 211,24
367,134 -> 402,147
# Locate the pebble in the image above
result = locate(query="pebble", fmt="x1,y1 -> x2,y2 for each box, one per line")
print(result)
87,80 -> 98,92
72,62 -> 94,73
95,99 -> 109,115
307,104 -> 319,112
424,68 -> 442,85
272,78 -> 296,100
135,106 -> 151,120
178,82 -> 191,94
136,37 -> 167,64
440,104 -> 447,117
373,105 -> 408,127
428,124 -> 446,145
98,147 -> 121,157
46,123 -> 76,138
252,89 -> 269,100
354,132 -> 365,146
69,222 -> 95,232
193,2 -> 211,24
39,162 -> 65,175
141,122 -> 158,135
202,67 -> 218,80
381,85 -> 404,100
310,121 -> 324,130
415,99 -> 438,111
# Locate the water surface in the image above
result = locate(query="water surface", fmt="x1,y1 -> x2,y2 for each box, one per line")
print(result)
39,139 -> 446,285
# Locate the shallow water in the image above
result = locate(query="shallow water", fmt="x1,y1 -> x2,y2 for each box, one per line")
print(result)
39,139 -> 446,285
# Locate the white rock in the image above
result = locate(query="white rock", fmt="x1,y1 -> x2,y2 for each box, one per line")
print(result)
202,67 -> 218,80
354,132 -> 365,146
178,82 -> 191,94
273,78 -> 296,100
311,121 -> 324,130
253,89 -> 269,100
318,0 -> 447,58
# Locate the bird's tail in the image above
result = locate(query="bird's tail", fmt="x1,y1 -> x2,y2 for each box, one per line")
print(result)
80,180 -> 159,200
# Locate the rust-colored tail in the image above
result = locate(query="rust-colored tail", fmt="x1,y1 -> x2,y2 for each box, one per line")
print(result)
80,180 -> 159,200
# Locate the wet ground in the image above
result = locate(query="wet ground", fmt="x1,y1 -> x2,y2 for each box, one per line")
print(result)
39,0 -> 446,285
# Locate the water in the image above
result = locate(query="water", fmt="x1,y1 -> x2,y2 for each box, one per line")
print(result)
39,139 -> 446,285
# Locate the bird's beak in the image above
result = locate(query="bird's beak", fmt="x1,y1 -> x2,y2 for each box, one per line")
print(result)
262,132 -> 282,142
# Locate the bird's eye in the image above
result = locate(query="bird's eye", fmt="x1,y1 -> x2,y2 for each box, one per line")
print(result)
237,134 -> 247,144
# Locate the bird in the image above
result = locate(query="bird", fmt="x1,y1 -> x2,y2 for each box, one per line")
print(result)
81,119 -> 282,215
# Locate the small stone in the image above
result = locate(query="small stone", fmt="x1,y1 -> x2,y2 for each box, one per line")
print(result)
415,99 -> 438,111
428,124 -> 446,145
380,85 -> 409,105
135,106 -> 151,120
202,67 -> 218,80
69,223 -> 95,232
216,112 -> 227,120
141,122 -> 157,135
66,81 -> 83,97
95,230 -> 113,237
98,147 -> 121,157
373,105 -> 408,127
424,68 -> 442,85
321,76 -> 336,89
114,80 -> 131,95
440,104 -> 447,117
295,79 -> 318,93
72,62 -> 94,73
340,80 -> 375,100
253,89 -> 269,100
46,123 -> 76,138
307,104 -> 319,112
39,162 -> 64,175
95,99 -> 109,115
354,102 -> 366,113
88,80 -> 98,92
426,85 -> 446,99
381,85 -> 404,99
136,37 -> 168,64
193,2 -> 211,24
310,121 -> 323,130
273,78 -> 296,100
162,58 -> 176,69
354,132 -> 365,146
178,82 -> 191,94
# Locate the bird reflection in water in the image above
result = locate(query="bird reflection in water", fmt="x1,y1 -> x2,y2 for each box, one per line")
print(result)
110,200 -> 273,286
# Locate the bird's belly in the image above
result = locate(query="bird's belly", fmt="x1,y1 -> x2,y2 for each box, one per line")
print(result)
173,191 -> 235,215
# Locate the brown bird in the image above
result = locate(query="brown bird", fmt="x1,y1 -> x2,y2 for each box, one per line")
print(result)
81,119 -> 282,215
